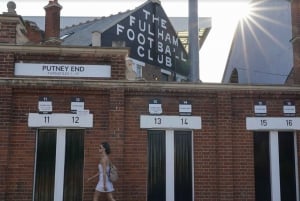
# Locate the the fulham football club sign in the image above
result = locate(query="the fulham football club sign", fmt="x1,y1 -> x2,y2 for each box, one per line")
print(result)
101,1 -> 189,76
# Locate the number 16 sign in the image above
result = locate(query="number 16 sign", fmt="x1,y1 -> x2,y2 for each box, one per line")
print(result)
246,117 -> 300,131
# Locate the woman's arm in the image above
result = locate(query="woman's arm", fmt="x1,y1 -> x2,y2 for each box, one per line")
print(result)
87,172 -> 99,182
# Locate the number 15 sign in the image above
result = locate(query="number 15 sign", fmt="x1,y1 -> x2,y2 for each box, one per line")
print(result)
246,117 -> 300,131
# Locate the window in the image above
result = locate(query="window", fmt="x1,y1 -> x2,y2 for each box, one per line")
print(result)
134,63 -> 143,79
60,32 -> 74,40
160,69 -> 171,82
126,58 -> 144,80
161,73 -> 169,81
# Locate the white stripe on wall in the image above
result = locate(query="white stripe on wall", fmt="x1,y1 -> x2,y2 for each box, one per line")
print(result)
166,130 -> 174,201
54,129 -> 66,201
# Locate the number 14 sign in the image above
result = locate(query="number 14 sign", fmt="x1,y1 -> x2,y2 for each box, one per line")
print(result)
140,115 -> 201,129
28,113 -> 93,128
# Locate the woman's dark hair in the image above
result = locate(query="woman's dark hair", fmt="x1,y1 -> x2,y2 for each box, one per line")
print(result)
101,142 -> 111,155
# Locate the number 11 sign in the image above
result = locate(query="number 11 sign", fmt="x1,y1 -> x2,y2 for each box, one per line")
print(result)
28,113 -> 93,128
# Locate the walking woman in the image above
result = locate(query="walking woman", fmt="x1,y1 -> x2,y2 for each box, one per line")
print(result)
88,142 -> 116,201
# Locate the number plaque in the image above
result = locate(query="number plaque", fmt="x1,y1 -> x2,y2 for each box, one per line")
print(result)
140,115 -> 201,129
246,117 -> 300,131
28,113 -> 93,128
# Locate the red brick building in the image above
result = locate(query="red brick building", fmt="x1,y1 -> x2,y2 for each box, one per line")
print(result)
1,1 -> 300,201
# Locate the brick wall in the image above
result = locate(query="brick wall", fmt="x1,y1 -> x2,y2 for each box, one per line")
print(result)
0,86 -> 12,201
1,75 -> 300,201
1,46 -> 300,201
25,21 -> 43,44
0,0 -> 300,199
291,0 -> 300,84
0,19 -> 18,44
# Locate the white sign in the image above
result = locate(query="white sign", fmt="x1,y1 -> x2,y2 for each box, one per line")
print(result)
15,63 -> 111,78
28,113 -> 93,128
246,117 -> 300,131
71,102 -> 84,112
283,105 -> 296,115
38,101 -> 52,113
179,104 -> 192,115
140,115 -> 201,129
115,8 -> 187,69
149,104 -> 162,115
254,105 -> 267,115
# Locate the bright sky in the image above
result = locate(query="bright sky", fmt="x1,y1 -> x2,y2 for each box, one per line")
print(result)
0,0 -> 251,83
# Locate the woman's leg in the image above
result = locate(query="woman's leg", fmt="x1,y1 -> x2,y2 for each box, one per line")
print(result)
107,192 -> 116,201
93,190 -> 101,201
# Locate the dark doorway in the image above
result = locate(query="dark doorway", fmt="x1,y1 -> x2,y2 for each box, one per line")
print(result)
253,132 -> 271,201
34,129 -> 57,201
147,130 -> 166,201
174,131 -> 193,201
63,129 -> 84,201
278,132 -> 296,201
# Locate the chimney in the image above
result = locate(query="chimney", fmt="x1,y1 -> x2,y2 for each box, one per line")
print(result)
44,0 -> 62,44
291,0 -> 300,84
25,21 -> 43,44
92,31 -> 101,47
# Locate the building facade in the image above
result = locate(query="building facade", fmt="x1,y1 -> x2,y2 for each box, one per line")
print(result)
222,0 -> 293,84
1,1 -> 300,201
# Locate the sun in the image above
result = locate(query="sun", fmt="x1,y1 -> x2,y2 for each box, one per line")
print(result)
229,1 -> 255,22
239,1 -> 255,20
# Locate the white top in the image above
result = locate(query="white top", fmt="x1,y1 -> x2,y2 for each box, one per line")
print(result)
95,164 -> 114,192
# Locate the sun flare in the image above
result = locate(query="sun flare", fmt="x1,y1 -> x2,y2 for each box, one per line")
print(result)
243,3 -> 255,19
235,1 -> 255,21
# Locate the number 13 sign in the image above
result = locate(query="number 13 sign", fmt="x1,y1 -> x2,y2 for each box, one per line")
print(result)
140,115 -> 201,129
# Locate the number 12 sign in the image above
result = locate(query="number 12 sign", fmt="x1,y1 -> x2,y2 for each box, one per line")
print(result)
28,113 -> 93,128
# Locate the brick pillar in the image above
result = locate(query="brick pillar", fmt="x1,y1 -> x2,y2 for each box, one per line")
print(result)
291,0 -> 300,84
216,92 -> 233,200
0,2 -> 16,44
0,87 -> 12,200
108,88 -> 125,200
109,88 -> 125,137
0,13 -> 21,44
